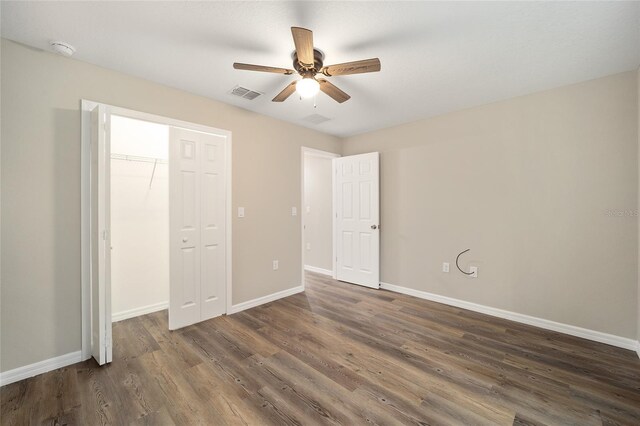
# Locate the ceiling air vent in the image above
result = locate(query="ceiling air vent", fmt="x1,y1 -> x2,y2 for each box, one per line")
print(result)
302,114 -> 331,125
229,85 -> 262,100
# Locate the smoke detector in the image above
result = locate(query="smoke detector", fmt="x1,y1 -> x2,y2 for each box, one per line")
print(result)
50,41 -> 75,57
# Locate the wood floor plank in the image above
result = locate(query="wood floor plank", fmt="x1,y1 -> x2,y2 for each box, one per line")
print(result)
75,360 -> 128,425
2,271 -> 639,425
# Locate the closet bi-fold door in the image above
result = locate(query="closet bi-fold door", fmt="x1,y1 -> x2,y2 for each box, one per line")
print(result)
169,127 -> 226,330
90,104 -> 113,364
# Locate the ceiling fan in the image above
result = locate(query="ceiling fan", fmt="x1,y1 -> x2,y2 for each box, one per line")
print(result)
233,27 -> 381,103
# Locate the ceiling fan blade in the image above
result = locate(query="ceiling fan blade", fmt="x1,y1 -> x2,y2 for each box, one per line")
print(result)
233,63 -> 294,75
291,27 -> 314,67
272,81 -> 298,102
321,58 -> 381,76
318,79 -> 351,103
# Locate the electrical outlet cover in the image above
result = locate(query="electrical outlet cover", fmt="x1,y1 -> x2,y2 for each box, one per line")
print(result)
469,266 -> 478,278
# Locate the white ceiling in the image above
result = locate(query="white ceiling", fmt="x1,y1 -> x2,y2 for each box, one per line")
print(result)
2,1 -> 639,137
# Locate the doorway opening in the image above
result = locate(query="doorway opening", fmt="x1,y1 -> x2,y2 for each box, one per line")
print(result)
81,101 -> 232,365
301,147 -> 340,284
110,116 -> 169,322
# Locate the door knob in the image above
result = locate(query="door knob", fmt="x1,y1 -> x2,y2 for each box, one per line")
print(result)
371,224 -> 378,230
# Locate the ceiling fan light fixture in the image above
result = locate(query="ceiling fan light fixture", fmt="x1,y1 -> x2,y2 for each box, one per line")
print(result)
296,77 -> 320,98
234,27 -> 381,103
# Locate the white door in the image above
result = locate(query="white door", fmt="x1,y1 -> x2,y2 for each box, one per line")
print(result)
199,134 -> 227,321
90,104 -> 113,365
169,127 -> 227,330
334,152 -> 380,288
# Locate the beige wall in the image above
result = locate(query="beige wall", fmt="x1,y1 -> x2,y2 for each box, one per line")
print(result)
303,154 -> 334,271
0,39 -> 341,372
638,67 -> 640,347
344,72 -> 638,339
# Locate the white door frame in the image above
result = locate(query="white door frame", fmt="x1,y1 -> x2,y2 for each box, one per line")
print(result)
300,147 -> 340,287
80,100 -> 233,360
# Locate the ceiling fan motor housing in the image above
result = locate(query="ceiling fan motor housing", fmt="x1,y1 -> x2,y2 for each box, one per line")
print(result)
293,49 -> 325,75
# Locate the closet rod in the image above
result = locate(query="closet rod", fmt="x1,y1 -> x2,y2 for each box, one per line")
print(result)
110,153 -> 167,164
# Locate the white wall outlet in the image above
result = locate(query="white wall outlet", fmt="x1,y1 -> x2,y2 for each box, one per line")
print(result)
306,242 -> 311,250
273,260 -> 279,270
442,262 -> 450,273
238,207 -> 245,218
291,207 -> 297,216
469,266 -> 478,278
306,205 -> 311,213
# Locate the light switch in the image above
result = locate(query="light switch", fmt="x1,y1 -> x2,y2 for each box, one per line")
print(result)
291,207 -> 297,216
306,205 -> 311,213
238,207 -> 245,218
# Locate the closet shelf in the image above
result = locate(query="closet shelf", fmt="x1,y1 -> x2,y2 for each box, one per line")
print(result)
111,153 -> 167,164
111,153 -> 166,188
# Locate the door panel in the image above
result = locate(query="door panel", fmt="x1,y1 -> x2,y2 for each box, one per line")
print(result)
342,232 -> 353,269
335,152 -> 379,288
180,247 -> 198,308
170,129 -> 201,330
90,104 -> 112,365
200,134 -> 226,320
169,128 -> 227,329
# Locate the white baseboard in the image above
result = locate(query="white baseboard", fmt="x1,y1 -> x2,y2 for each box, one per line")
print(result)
380,282 -> 638,352
636,341 -> 640,359
229,285 -> 304,314
0,350 -> 83,387
304,265 -> 333,276
112,301 -> 168,322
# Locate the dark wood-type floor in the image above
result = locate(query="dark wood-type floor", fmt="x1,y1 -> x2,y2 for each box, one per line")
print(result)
2,272 -> 640,425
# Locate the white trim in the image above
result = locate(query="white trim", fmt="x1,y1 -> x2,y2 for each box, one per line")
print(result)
304,265 -> 333,276
0,351 -> 83,387
300,147 -> 340,290
302,147 -> 342,160
81,100 -> 233,360
112,302 -> 168,323
80,99 -> 97,361
636,341 -> 640,359
228,286 -> 304,314
380,282 -> 638,352
110,106 -> 232,137
226,132 -> 233,317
